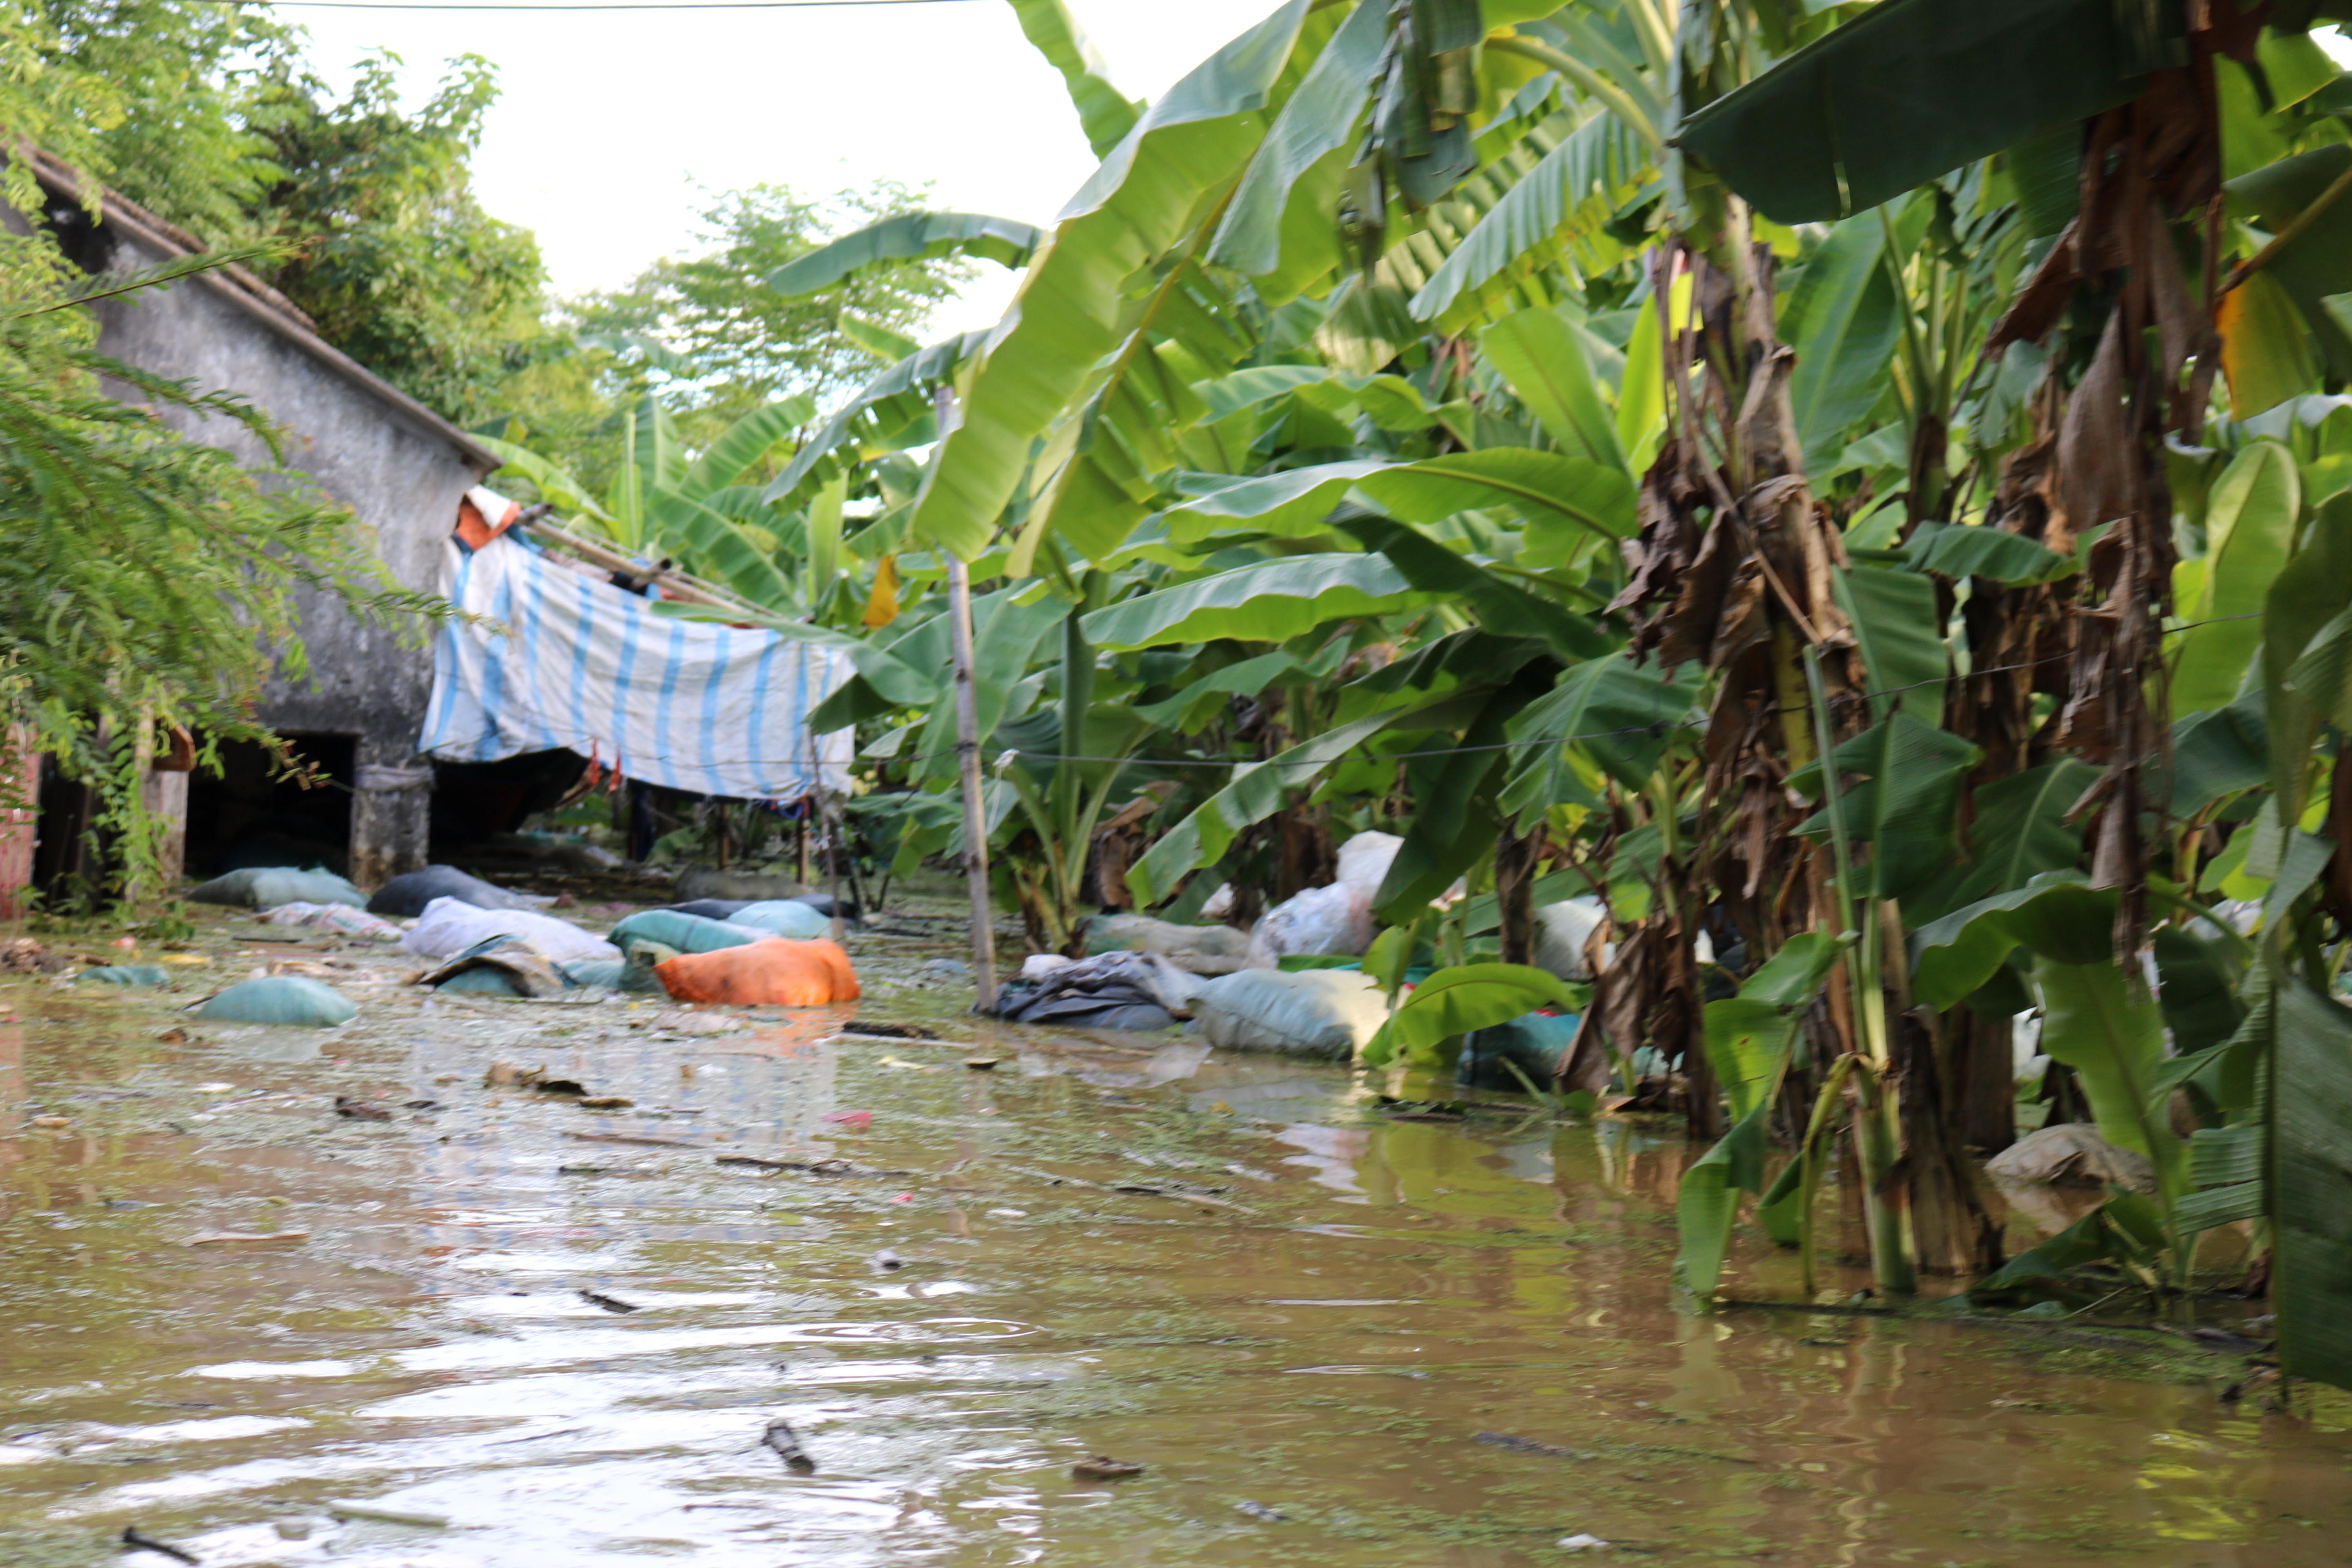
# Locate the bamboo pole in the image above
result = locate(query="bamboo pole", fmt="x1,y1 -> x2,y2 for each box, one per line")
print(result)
947,552 -> 997,1012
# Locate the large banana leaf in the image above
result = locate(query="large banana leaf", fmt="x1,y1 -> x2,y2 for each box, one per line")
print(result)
1795,714 -> 1982,902
1835,564 -> 1947,722
1126,703 -> 1419,906
1135,650 -> 1305,731
900,590 -> 1066,788
1909,871 -> 2107,1009
762,331 -> 990,515
1410,106 -> 1652,335
1208,0 -> 1388,304
2263,495 -> 2352,828
2272,976 -> 2352,1388
1156,451 -> 1635,549
909,1 -> 1323,560
2172,439 -> 2299,716
1009,259 -> 1261,571
1777,209 -> 1901,477
652,492 -> 797,609
1332,512 -> 1608,662
1499,652 -> 1698,820
1904,521 -> 2074,585
2031,955 -> 2180,1184
1674,0 -> 2164,223
1080,554 -> 1434,651
1477,306 -> 1628,474
1008,0 -> 1143,158
1909,757 -> 2101,919
1370,961 -> 1584,1068
1675,932 -> 1844,1298
1372,676 -> 1544,922
2226,148 -> 2352,383
674,395 -> 817,503
766,212 -> 1042,300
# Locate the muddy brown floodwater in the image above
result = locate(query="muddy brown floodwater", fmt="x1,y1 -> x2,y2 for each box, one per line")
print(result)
2,911 -> 2350,1566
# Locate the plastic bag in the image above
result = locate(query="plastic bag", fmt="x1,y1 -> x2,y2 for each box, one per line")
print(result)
400,897 -> 619,964
192,976 -> 356,1026
726,900 -> 833,941
1081,914 -> 1251,975
190,866 -> 365,910
1533,898 -> 1606,981
367,865 -> 546,917
260,902 -> 403,941
1190,969 -> 1388,1059
655,938 -> 859,1006
1245,882 -> 1374,969
989,951 -> 1204,1030
1456,1011 -> 1582,1091
1985,1123 -> 2156,1192
1334,830 -> 1403,892
610,909 -> 769,955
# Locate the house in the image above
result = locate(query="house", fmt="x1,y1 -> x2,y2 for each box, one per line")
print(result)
21,150 -> 501,894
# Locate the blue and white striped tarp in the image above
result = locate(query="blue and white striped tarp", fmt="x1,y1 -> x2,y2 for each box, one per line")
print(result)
418,534 -> 853,799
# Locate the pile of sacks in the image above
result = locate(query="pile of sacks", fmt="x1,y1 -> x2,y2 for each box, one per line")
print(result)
606,906 -> 858,1007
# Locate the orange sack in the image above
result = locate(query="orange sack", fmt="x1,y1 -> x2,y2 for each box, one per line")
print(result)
654,937 -> 860,1006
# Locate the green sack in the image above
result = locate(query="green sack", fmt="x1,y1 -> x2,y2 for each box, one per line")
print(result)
192,976 -> 357,1026
727,900 -> 831,940
619,938 -> 680,993
609,909 -> 766,955
189,866 -> 366,910
77,964 -> 170,987
562,958 -> 627,989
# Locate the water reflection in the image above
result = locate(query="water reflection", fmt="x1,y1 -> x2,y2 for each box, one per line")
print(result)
0,969 -> 2344,1568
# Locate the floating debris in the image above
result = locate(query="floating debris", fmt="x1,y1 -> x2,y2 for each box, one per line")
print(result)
185,1231 -> 309,1247
1234,1499 -> 1287,1522
761,1418 -> 816,1474
1070,1456 -> 1144,1481
120,1526 -> 200,1563
334,1096 -> 393,1121
579,1289 -> 638,1313
326,1500 -> 449,1528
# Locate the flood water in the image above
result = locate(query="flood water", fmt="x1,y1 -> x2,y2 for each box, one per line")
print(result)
3,917 -> 2348,1566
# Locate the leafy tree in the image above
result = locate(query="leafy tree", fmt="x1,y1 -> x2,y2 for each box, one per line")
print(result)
570,182 -> 975,428
0,5 -> 428,906
247,52 -> 547,424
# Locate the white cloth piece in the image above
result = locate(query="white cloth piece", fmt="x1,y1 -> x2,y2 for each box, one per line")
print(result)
398,895 -> 620,964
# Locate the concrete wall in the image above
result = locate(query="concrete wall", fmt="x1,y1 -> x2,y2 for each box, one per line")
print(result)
58,200 -> 494,887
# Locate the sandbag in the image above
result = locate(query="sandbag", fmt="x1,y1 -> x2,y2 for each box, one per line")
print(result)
419,935 -> 566,998
610,909 -> 768,955
368,864 -> 545,917
666,899 -> 752,921
1245,882 -> 1374,969
563,957 -> 628,989
726,900 -> 833,940
1081,913 -> 1250,975
1533,898 -> 1605,981
654,938 -> 858,1006
619,939 -> 680,993
260,902 -> 403,941
193,976 -> 356,1027
189,866 -> 365,910
1985,1123 -> 2156,1193
78,964 -> 170,987
988,951 -> 1203,1031
1191,968 -> 1388,1060
1334,830 -> 1403,892
1457,1011 -> 1582,1091
400,897 -> 619,964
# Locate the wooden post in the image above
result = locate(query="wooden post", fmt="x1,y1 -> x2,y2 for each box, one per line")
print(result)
946,552 -> 997,1012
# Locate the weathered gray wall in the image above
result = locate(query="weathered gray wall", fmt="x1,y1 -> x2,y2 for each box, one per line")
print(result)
57,200 -> 494,884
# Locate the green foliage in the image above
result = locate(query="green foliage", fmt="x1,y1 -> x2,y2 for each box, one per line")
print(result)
250,54 -> 545,424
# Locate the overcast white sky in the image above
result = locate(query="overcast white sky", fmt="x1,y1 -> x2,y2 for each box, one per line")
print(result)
287,0 -> 1282,335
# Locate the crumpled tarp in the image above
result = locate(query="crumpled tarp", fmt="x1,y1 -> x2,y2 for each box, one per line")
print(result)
987,951 -> 1206,1031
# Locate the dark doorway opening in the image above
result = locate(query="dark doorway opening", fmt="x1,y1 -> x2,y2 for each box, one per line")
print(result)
184,734 -> 357,878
